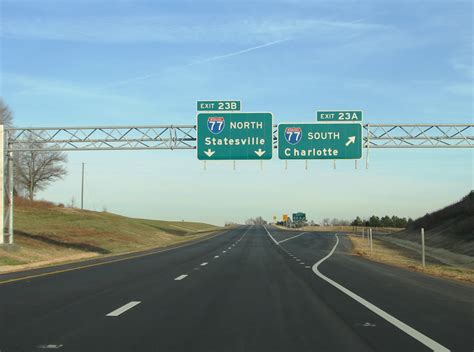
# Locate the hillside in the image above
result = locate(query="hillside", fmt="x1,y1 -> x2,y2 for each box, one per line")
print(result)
0,198 -> 221,272
391,192 -> 474,256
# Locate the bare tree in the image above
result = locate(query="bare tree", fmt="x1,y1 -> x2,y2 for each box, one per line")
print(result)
15,133 -> 68,200
0,98 -> 14,128
245,216 -> 267,225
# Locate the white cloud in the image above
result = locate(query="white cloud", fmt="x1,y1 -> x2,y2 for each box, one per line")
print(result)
451,56 -> 474,79
3,73 -> 147,105
2,15 -> 386,44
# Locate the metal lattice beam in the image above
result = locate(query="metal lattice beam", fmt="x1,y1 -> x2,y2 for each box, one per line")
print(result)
4,123 -> 473,151
5,125 -> 196,151
364,124 -> 473,148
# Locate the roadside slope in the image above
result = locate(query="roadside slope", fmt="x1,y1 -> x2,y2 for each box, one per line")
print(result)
0,198 -> 221,273
390,191 -> 474,256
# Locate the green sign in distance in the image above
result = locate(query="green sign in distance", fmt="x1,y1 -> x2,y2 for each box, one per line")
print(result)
292,212 -> 306,222
278,123 -> 362,160
197,112 -> 273,160
317,110 -> 363,122
197,101 -> 241,111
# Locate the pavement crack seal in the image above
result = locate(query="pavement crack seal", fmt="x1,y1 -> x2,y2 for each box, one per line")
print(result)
312,234 -> 450,352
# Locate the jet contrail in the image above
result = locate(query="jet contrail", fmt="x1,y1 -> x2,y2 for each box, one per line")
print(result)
105,39 -> 289,88
183,38 -> 289,67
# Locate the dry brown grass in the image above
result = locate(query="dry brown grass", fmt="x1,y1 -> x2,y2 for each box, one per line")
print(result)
274,224 -> 403,234
14,197 -> 56,209
349,235 -> 474,283
0,198 -> 221,273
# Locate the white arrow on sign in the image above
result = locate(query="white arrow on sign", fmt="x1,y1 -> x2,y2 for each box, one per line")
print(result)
345,136 -> 356,146
254,149 -> 266,157
204,149 -> 215,157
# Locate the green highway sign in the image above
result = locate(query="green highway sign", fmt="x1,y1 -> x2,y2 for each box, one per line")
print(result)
317,110 -> 363,122
197,112 -> 273,160
278,123 -> 362,160
292,212 -> 306,223
197,101 -> 241,111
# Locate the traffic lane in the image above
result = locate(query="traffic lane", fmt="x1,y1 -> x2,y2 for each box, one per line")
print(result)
279,231 -> 473,351
0,226 -> 250,351
0,228 -> 230,283
0,224 -> 253,352
53,224 -> 375,352
264,229 -> 438,351
321,236 -> 474,352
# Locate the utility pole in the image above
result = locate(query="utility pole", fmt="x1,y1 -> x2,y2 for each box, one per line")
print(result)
81,163 -> 85,210
421,228 -> 425,268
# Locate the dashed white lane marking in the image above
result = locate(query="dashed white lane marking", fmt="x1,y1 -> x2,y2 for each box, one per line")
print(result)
228,247 -> 232,249
106,301 -> 141,317
312,234 -> 450,352
174,274 -> 188,281
214,255 -> 220,258
222,250 -> 227,253
300,262 -> 305,265
200,262 -> 208,266
238,225 -> 253,241
295,259 -> 300,261
278,232 -> 307,244
305,266 -> 311,268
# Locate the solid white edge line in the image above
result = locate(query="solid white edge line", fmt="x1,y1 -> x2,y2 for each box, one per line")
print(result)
263,225 -> 290,254
106,301 -> 141,317
263,225 -> 279,245
278,232 -> 307,244
174,274 -> 188,281
312,234 -> 450,352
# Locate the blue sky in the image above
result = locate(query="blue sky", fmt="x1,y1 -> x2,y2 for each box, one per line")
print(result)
1,0 -> 472,225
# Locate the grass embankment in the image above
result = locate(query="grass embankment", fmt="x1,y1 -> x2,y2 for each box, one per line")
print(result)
349,235 -> 474,284
0,198 -> 221,273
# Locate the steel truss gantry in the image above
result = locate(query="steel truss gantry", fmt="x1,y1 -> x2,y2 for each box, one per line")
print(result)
1,123 -> 473,244
3,123 -> 473,151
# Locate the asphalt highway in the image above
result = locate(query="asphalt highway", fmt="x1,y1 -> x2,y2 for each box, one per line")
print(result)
0,225 -> 472,351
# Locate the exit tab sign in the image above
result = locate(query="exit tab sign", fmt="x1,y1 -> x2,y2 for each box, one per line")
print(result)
197,101 -> 241,111
317,110 -> 363,122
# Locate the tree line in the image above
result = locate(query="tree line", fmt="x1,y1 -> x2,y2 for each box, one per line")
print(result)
1,98 -> 67,200
321,215 -> 412,228
351,215 -> 412,228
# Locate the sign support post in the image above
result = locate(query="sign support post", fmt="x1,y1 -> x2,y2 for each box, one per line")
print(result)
7,145 -> 13,244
